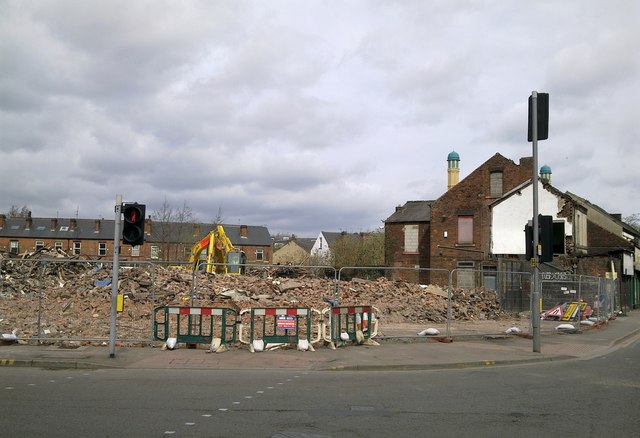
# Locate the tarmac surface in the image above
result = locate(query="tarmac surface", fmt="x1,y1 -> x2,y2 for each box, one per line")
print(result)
1,310 -> 639,372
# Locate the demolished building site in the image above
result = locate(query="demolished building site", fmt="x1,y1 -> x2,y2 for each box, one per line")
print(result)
1,249 -> 522,342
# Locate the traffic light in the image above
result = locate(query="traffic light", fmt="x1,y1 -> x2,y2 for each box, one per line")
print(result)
528,93 -> 549,141
538,214 -> 553,262
122,203 -> 146,246
525,222 -> 534,261
524,215 -> 554,262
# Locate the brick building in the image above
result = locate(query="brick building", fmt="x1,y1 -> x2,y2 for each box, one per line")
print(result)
0,214 -> 272,265
385,151 -> 639,309
429,153 -> 533,285
384,201 -> 433,283
386,152 -> 533,285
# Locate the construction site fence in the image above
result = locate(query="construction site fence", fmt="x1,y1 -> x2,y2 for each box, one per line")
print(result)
153,306 -> 237,345
0,257 -> 157,343
539,273 -> 618,323
0,257 -> 623,343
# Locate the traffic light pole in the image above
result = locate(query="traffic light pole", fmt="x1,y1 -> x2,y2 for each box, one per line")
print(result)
531,92 -> 541,353
109,194 -> 122,358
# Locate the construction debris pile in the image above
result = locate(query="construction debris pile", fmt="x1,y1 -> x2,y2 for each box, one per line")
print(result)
1,251 -> 514,340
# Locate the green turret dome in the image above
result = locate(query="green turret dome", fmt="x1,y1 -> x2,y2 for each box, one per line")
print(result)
447,151 -> 460,161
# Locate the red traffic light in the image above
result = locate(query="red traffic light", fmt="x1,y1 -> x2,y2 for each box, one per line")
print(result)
122,203 -> 146,246
124,207 -> 140,223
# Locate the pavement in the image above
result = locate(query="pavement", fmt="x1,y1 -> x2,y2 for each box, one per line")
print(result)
1,310 -> 639,372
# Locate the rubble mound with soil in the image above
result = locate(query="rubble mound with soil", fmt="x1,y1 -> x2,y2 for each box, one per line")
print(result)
0,250 -> 514,340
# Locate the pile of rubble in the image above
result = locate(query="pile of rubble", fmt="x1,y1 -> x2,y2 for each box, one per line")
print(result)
1,250 -> 514,340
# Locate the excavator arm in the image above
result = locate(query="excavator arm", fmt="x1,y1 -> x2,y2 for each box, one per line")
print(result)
189,225 -> 240,275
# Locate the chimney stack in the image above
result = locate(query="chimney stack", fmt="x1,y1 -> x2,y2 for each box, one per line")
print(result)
240,225 -> 248,238
94,219 -> 101,233
51,218 -> 58,231
145,217 -> 152,236
447,150 -> 460,190
70,218 -> 77,231
0,214 -> 6,229
25,215 -> 33,230
539,164 -> 552,184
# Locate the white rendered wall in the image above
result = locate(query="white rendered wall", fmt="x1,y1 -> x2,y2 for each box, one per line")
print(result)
311,232 -> 330,258
492,182 -> 570,255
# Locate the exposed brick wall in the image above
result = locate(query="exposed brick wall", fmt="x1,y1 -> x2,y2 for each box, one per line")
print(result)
429,154 -> 533,282
576,255 -> 612,277
587,220 -> 632,256
384,222 -> 431,283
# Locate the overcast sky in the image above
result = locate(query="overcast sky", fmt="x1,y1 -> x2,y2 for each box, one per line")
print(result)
1,1 -> 638,237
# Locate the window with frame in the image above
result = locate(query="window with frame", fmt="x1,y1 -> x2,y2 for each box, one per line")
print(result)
35,241 -> 45,251
10,240 -> 19,254
457,216 -> 474,244
54,241 -> 63,251
73,241 -> 81,255
98,242 -> 107,256
150,245 -> 159,259
255,249 -> 264,261
403,224 -> 419,253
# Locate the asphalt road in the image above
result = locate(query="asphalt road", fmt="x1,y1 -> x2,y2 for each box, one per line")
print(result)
2,339 -> 639,437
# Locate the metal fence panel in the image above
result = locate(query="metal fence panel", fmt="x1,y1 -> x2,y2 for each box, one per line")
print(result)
0,258 -> 157,342
539,273 -> 617,323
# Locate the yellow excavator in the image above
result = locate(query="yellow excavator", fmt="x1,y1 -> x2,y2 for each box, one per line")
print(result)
188,225 -> 243,275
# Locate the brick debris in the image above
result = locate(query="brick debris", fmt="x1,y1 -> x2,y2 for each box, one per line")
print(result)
0,249 -> 513,341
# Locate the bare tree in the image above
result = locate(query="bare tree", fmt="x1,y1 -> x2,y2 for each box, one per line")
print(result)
152,197 -> 196,261
624,213 -> 640,231
7,205 -> 30,218
173,200 -> 194,260
211,207 -> 225,226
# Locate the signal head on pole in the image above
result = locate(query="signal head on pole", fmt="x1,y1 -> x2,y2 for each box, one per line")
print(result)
122,203 -> 146,246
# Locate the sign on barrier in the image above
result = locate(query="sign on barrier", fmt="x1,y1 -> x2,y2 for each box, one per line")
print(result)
153,306 -> 237,345
250,307 -> 310,345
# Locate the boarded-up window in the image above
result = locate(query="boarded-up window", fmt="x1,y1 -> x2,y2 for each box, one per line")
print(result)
490,171 -> 503,197
457,216 -> 474,244
456,261 -> 475,288
404,224 -> 419,252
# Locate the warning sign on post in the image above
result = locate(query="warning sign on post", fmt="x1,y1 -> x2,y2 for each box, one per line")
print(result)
276,316 -> 296,330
